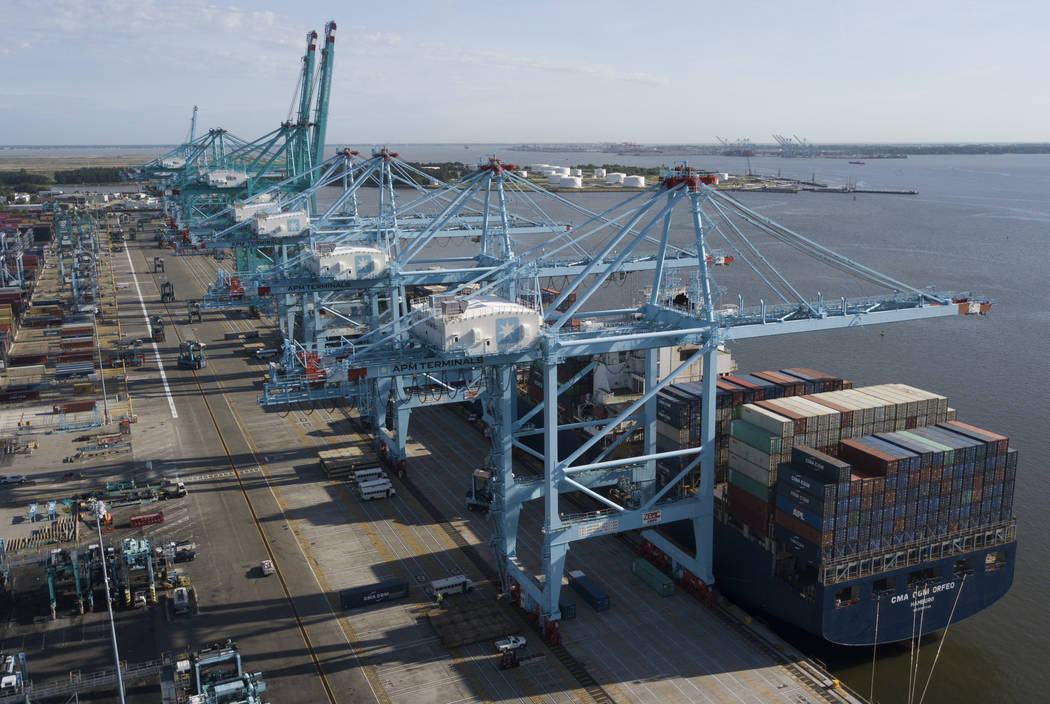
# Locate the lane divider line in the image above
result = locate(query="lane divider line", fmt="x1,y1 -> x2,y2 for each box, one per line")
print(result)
123,244 -> 178,418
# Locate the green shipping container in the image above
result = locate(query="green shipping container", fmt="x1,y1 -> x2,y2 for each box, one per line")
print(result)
631,558 -> 674,597
962,489 -> 972,505
730,420 -> 783,455
729,469 -> 773,504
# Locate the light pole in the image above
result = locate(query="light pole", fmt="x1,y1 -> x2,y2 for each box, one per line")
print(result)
94,503 -> 126,703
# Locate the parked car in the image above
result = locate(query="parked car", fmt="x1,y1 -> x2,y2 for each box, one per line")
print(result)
1,475 -> 26,485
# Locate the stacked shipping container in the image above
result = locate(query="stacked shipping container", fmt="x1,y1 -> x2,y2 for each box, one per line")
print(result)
655,369 -> 851,485
651,373 -> 1019,568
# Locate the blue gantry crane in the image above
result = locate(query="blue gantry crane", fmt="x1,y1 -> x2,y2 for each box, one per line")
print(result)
255,160 -> 989,642
129,21 -> 337,234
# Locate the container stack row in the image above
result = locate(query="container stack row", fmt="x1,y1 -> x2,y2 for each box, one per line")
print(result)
655,368 -> 851,484
726,410 -> 1018,565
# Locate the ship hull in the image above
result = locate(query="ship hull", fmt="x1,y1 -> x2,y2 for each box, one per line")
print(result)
712,520 -> 1016,646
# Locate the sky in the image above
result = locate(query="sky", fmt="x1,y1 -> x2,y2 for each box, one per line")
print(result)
2,0 -> 1048,145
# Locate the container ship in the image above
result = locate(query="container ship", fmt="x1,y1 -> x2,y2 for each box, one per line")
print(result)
512,360 -> 1018,647
651,370 -> 1017,646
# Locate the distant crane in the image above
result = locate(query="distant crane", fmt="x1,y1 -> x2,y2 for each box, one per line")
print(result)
185,105 -> 198,144
715,136 -> 755,157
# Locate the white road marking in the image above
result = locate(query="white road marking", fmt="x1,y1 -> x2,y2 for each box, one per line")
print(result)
123,244 -> 178,418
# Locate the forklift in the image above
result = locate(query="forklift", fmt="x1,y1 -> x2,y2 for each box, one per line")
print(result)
177,340 -> 207,370
187,301 -> 201,323
154,256 -> 164,273
160,281 -> 175,303
108,338 -> 145,367
149,315 -> 165,342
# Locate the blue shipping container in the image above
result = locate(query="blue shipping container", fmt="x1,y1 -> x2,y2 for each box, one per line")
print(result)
569,572 -> 610,612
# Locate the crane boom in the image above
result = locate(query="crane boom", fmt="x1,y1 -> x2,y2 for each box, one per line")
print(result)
311,21 -> 336,168
297,31 -> 319,127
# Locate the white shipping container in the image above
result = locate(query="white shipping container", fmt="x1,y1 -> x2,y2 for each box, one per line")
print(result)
729,437 -> 779,472
739,404 -> 794,438
729,450 -> 776,486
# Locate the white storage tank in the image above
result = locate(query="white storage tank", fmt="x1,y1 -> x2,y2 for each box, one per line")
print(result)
555,166 -> 571,176
560,176 -> 583,188
412,296 -> 541,355
719,172 -> 730,181
570,168 -> 582,177
304,245 -> 387,279
530,163 -> 550,172
623,175 -> 646,187
605,172 -> 626,185
252,209 -> 308,236
594,168 -> 607,179
200,169 -> 248,189
518,170 -> 528,178
547,175 -> 562,186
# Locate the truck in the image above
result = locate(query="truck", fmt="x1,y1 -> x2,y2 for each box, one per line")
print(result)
358,477 -> 396,500
494,635 -> 526,652
568,570 -> 610,612
260,560 -> 274,576
340,578 -> 410,609
172,586 -> 192,615
160,480 -> 186,499
430,574 -> 474,598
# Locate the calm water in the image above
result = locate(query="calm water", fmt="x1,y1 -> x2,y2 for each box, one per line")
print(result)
44,145 -> 1050,702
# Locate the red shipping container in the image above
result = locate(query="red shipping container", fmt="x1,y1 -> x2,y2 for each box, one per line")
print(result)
752,370 -> 804,397
723,375 -> 765,402
129,511 -> 164,528
727,484 -> 771,537
884,490 -> 897,506
53,400 -> 96,414
774,508 -> 821,545
756,400 -> 806,434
